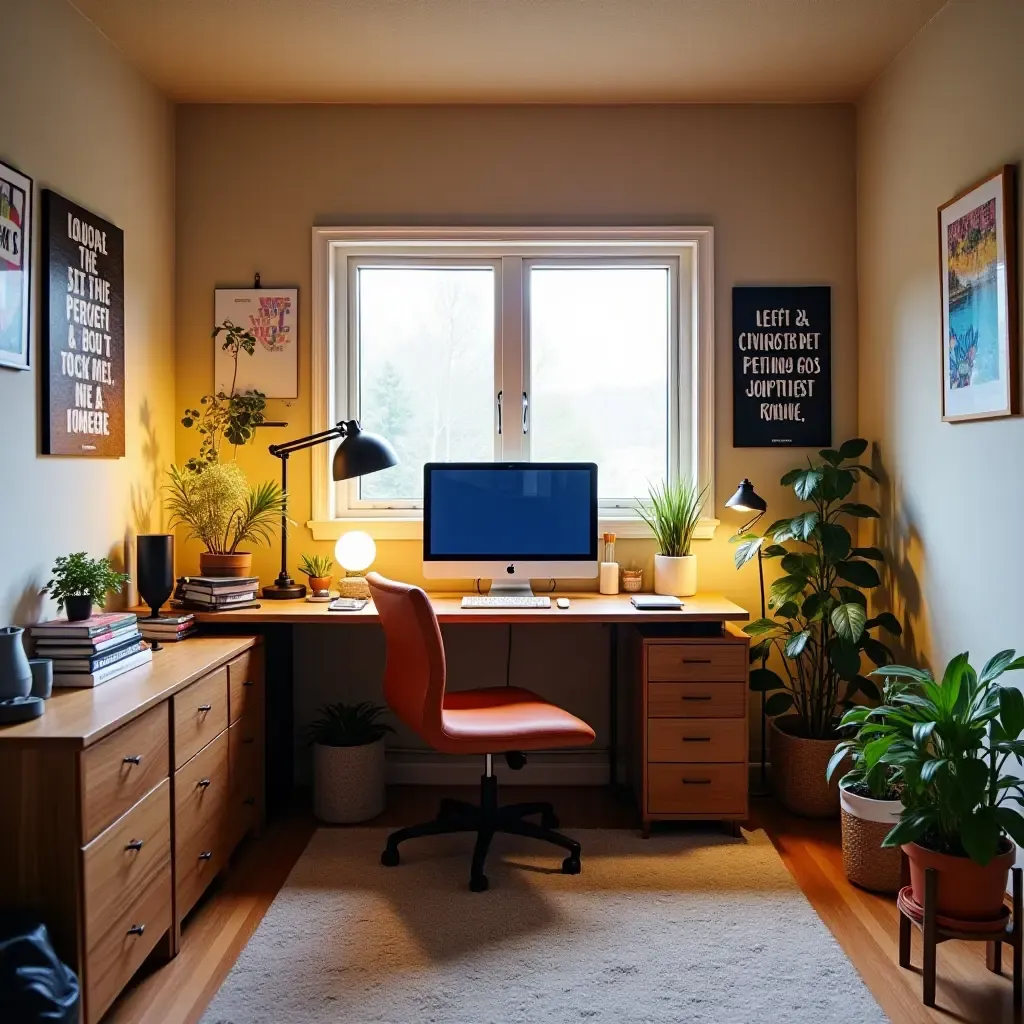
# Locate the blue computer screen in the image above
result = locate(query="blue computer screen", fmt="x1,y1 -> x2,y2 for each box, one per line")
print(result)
424,464 -> 597,559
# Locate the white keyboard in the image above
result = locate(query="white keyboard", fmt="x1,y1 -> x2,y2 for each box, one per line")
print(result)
461,595 -> 552,609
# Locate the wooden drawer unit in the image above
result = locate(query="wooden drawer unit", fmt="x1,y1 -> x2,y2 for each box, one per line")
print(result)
646,642 -> 747,682
648,718 -> 747,763
227,648 -> 263,725
175,728 -> 229,839
647,763 -> 748,816
647,681 -> 747,719
173,665 -> 229,768
80,702 -> 170,842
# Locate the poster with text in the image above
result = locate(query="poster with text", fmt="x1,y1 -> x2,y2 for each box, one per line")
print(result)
0,161 -> 32,371
214,288 -> 298,398
42,191 -> 125,456
732,286 -> 831,447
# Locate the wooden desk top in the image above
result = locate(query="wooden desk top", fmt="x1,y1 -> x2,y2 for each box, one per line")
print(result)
188,591 -> 748,625
0,636 -> 256,748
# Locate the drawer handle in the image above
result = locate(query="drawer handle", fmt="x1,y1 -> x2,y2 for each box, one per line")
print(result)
123,754 -> 143,765
242,737 -> 255,745
681,736 -> 711,743
198,704 -> 213,712
243,679 -> 255,687
197,778 -> 211,789
125,839 -> 145,851
681,658 -> 712,664
127,924 -> 145,936
243,797 -> 256,806
680,695 -> 712,702
199,851 -> 213,861
681,778 -> 712,785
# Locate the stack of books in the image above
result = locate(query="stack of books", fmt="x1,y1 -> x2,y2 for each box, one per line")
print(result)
174,576 -> 260,611
31,611 -> 152,688
138,612 -> 196,643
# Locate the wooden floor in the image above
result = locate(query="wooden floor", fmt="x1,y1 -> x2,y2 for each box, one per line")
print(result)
106,787 -> 1018,1024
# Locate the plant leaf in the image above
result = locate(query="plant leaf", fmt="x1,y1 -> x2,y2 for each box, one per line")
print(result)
850,546 -> 885,562
999,685 -> 1024,738
818,522 -> 852,563
837,502 -> 880,519
828,637 -> 861,680
785,630 -> 811,658
830,602 -> 867,643
839,438 -> 869,460
793,470 -> 824,501
750,667 -> 785,693
733,535 -> 764,569
981,650 -> 1019,685
865,611 -> 902,637
790,511 -> 820,540
744,617 -> 780,637
836,559 -> 881,588
765,691 -> 795,716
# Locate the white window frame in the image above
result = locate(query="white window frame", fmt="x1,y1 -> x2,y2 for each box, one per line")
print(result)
308,227 -> 717,542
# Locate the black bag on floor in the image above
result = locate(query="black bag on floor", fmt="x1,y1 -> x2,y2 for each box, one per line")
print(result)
0,914 -> 79,1023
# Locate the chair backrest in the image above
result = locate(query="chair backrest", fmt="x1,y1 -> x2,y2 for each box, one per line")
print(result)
366,572 -> 446,744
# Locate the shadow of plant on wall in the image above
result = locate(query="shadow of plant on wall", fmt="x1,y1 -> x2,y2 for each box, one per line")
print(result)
131,398 -> 164,534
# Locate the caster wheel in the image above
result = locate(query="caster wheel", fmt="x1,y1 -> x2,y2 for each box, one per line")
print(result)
561,854 -> 581,875
380,847 -> 400,868
469,873 -> 489,892
542,812 -> 560,830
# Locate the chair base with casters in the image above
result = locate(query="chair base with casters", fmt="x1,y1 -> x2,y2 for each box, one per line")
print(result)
380,752 -> 581,892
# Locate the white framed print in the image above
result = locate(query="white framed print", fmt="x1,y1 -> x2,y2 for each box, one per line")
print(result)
214,287 -> 298,398
939,166 -> 1019,422
0,161 -> 32,371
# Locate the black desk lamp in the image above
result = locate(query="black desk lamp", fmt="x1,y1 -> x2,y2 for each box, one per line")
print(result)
725,479 -> 770,790
263,420 -> 397,599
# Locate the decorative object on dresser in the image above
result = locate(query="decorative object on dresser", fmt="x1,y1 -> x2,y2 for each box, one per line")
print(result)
29,657 -> 54,699
0,160 -> 32,372
214,287 -> 298,399
174,575 -> 259,611
733,438 -> 902,817
599,533 -> 619,595
138,613 -> 196,644
309,701 -> 392,823
0,637 -> 265,1024
30,611 -> 149,688
635,477 -> 707,597
629,624 -> 750,838
42,551 -> 130,621
298,552 -> 333,596
0,626 -> 43,724
620,567 -> 643,593
137,533 -> 175,618
335,530 -> 377,600
264,420 -> 396,599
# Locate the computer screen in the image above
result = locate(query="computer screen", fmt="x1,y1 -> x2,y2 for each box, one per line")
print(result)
423,463 -> 598,573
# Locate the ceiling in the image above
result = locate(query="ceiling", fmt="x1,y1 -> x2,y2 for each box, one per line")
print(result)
70,0 -> 946,104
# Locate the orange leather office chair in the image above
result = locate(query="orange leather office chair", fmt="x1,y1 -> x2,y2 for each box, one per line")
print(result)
368,572 -> 596,891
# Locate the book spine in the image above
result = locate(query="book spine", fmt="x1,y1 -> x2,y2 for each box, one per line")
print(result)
182,592 -> 255,605
53,649 -> 153,687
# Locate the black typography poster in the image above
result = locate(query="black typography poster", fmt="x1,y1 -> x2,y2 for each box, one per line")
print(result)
732,286 -> 831,447
42,190 -> 125,457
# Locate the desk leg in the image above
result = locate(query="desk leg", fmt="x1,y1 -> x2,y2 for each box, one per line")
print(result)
609,624 -> 618,788
264,623 -> 294,815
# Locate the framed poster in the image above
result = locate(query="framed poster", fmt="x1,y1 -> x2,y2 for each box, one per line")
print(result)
939,165 -> 1019,422
214,288 -> 297,398
42,190 -> 125,456
733,286 -> 831,447
0,161 -> 32,371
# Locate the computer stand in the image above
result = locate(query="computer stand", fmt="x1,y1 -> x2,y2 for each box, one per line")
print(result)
486,581 -> 538,598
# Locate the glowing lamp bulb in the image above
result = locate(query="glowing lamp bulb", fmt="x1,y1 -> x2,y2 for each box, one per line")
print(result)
335,531 -> 376,574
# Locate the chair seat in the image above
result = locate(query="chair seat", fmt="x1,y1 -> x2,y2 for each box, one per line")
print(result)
439,687 -> 597,754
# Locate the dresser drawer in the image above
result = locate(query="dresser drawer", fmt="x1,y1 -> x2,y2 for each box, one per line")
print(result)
647,763 -> 747,815
227,649 -> 262,725
228,716 -> 262,834
176,814 -> 228,922
81,704 -> 169,842
646,643 -> 747,682
173,666 -> 229,769
648,718 -> 746,763
175,728 -> 229,840
81,780 -> 172,1024
647,681 -> 747,718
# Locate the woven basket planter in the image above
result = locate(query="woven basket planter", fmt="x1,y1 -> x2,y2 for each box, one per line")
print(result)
839,781 -> 903,893
770,716 -> 845,818
313,737 -> 386,824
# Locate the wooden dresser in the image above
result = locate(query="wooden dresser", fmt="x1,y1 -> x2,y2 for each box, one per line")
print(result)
629,624 -> 750,836
0,636 -> 264,1024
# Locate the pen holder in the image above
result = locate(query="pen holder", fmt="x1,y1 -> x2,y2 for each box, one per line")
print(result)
621,568 -> 643,593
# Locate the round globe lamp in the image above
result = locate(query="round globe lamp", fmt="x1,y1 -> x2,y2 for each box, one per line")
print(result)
335,531 -> 376,599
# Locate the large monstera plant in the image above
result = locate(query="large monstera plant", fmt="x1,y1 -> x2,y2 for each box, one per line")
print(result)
733,438 -> 903,739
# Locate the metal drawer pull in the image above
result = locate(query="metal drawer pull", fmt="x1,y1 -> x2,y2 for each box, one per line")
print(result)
681,736 -> 711,742
198,704 -> 213,712
197,778 -> 211,788
680,695 -> 712,701
127,925 -> 145,936
125,839 -> 145,851
242,680 -> 254,687
681,658 -> 712,664
199,851 -> 213,860
123,754 -> 142,765
681,778 -> 712,785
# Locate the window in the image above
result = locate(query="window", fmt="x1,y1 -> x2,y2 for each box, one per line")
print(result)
310,228 -> 714,540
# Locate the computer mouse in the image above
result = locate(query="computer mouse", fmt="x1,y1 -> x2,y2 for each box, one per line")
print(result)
556,597 -> 570,609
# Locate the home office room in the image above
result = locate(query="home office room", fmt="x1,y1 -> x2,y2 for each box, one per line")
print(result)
0,1 -> 1022,1022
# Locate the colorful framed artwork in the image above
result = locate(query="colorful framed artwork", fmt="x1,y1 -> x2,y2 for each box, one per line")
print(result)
0,161 -> 32,371
939,165 -> 1019,422
214,287 -> 298,398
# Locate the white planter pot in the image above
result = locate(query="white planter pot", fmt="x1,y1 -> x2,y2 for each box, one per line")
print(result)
839,782 -> 902,824
313,738 -> 386,824
839,778 -> 903,893
653,554 -> 697,597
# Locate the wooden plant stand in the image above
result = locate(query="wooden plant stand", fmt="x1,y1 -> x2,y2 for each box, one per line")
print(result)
897,863 -> 1022,1010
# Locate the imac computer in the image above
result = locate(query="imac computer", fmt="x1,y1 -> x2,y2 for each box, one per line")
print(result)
423,462 -> 598,607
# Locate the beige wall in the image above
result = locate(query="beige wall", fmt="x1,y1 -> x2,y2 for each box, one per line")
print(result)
857,0 -> 1024,672
176,104 -> 857,769
0,0 -> 176,624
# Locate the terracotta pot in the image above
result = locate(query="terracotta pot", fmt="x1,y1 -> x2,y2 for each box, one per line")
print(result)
770,715 -> 845,817
64,595 -> 94,621
839,779 -> 903,893
903,839 -> 1015,921
308,576 -> 332,594
199,552 -> 253,578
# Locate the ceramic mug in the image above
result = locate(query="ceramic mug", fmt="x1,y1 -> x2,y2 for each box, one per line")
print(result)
29,658 -> 53,700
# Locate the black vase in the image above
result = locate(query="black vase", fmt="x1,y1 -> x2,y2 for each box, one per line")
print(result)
137,534 -> 175,619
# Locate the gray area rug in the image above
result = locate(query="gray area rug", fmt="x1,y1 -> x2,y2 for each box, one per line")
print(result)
202,827 -> 889,1023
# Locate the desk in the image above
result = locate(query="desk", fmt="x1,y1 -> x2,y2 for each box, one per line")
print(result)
188,592 -> 748,812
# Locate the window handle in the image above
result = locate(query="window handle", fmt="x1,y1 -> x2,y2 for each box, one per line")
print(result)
496,390 -> 503,435
522,391 -> 529,433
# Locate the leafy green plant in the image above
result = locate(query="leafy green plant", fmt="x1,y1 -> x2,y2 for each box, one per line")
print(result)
733,438 -> 902,738
860,651 -> 1024,864
43,552 -> 129,613
165,462 -> 287,554
298,553 -> 333,579
181,321 -> 267,471
307,702 -> 393,748
634,478 -> 708,557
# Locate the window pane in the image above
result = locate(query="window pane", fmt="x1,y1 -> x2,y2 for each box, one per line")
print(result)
356,267 -> 495,501
529,266 -> 670,502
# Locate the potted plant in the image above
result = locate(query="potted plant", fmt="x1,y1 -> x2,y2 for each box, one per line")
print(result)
42,552 -> 130,621
733,438 -> 902,816
826,678 -> 905,892
869,650 -> 1024,922
299,553 -> 333,594
308,701 -> 393,824
635,477 -> 708,596
165,462 -> 287,577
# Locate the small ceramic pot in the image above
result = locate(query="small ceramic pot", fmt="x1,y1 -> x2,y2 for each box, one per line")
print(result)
653,554 -> 697,596
65,595 -> 93,621
308,576 -> 332,594
0,626 -> 32,699
199,552 -> 253,578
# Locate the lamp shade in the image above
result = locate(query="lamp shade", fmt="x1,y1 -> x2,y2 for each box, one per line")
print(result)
725,479 -> 767,514
332,420 -> 398,482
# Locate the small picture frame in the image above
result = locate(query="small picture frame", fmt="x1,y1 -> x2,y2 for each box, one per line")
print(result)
214,287 -> 298,398
0,160 -> 32,371
939,165 -> 1019,422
